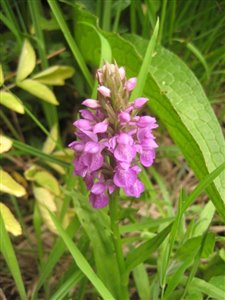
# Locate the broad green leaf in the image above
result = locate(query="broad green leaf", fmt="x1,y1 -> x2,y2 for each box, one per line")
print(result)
190,277 -> 225,300
16,39 -> 36,81
33,66 -> 75,85
0,64 -> 4,86
33,186 -> 57,233
201,232 -> 215,259
70,190 -> 122,299
209,275 -> 225,295
0,203 -> 22,236
24,165 -> 60,196
0,91 -> 25,114
73,7 -> 225,220
49,211 -> 116,300
0,134 -> 13,153
0,169 -> 26,197
17,79 -> 59,105
42,123 -> 58,154
0,214 -> 26,300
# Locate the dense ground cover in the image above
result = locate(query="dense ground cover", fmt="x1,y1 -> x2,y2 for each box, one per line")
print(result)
0,0 -> 225,299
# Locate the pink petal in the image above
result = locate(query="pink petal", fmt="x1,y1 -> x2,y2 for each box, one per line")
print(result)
74,119 -> 92,131
119,67 -> 125,80
82,99 -> 100,108
141,139 -> 158,150
84,141 -> 100,153
124,179 -> 144,197
79,109 -> 95,121
113,168 -> 137,188
83,153 -> 103,172
90,193 -> 109,209
68,141 -> 84,152
98,86 -> 111,97
74,156 -> 87,177
137,116 -> 158,128
91,182 -> 106,194
133,98 -> 148,108
114,144 -> 136,163
125,77 -> 137,92
117,133 -> 133,145
118,112 -> 131,123
140,150 -> 155,167
93,119 -> 108,133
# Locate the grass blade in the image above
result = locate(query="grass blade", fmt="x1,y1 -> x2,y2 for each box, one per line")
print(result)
0,214 -> 26,300
131,18 -> 159,100
48,0 -> 94,89
125,222 -> 172,272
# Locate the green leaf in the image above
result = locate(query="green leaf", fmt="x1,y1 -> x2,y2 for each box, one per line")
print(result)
0,169 -> 26,197
33,186 -> 57,234
42,123 -> 58,154
49,270 -> 83,300
190,277 -> 225,300
0,64 -> 4,87
48,0 -> 94,89
0,91 -> 25,114
0,214 -> 26,300
49,211 -> 116,300
131,18 -> 159,100
24,165 -> 60,196
0,134 -> 13,153
33,66 -> 75,85
17,79 -> 59,105
16,39 -> 36,82
133,264 -> 150,300
12,140 -> 70,167
125,223 -> 172,272
0,203 -> 22,236
201,232 -> 215,259
209,275 -> 225,295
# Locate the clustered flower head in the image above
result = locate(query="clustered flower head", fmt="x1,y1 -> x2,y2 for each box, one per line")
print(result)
69,63 -> 158,208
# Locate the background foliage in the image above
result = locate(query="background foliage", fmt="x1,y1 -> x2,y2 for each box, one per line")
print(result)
0,0 -> 224,299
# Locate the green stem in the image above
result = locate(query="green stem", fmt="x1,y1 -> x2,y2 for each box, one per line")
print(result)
102,0 -> 112,31
109,192 -> 129,300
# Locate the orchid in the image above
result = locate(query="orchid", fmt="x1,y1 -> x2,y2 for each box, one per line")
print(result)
69,63 -> 158,208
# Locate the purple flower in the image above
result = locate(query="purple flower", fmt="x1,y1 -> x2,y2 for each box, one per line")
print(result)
69,63 -> 158,208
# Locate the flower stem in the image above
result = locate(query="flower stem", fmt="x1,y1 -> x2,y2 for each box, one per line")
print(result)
109,192 -> 129,300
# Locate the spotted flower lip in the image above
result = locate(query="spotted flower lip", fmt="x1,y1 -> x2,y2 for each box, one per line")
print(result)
69,62 -> 158,208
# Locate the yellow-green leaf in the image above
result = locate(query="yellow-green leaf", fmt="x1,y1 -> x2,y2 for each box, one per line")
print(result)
33,186 -> 57,234
33,65 -> 75,85
0,203 -> 22,236
0,169 -> 26,197
16,39 -> 36,82
0,65 -> 4,87
17,79 -> 59,105
24,165 -> 60,196
0,135 -> 13,154
0,91 -> 25,114
42,123 -> 58,154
